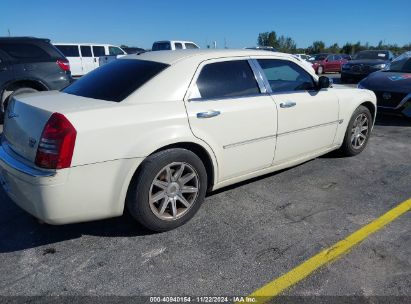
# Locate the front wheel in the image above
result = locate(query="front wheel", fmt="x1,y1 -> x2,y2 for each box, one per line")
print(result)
338,105 -> 372,156
127,148 -> 207,231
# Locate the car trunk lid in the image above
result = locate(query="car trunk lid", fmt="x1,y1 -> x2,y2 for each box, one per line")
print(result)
2,91 -> 116,164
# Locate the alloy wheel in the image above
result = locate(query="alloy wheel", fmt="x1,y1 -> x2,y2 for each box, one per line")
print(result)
149,162 -> 200,221
351,113 -> 369,149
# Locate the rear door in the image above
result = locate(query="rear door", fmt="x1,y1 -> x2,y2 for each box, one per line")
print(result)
255,58 -> 339,164
92,46 -> 106,68
80,45 -> 94,74
184,58 -> 277,181
54,44 -> 82,76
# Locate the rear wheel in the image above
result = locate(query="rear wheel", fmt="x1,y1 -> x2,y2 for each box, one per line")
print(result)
1,87 -> 38,123
127,148 -> 207,231
339,105 -> 372,156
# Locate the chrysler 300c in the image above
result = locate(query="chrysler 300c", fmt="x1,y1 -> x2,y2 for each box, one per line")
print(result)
0,50 -> 377,231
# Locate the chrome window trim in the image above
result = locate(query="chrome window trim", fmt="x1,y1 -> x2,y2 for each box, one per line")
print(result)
253,58 -> 318,94
187,58 -> 266,102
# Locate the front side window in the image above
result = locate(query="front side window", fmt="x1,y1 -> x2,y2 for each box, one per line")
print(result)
63,59 -> 169,102
92,46 -> 105,57
80,46 -> 92,57
109,46 -> 125,55
55,45 -> 79,57
257,59 -> 316,93
195,60 -> 260,100
185,43 -> 199,49
174,43 -> 183,50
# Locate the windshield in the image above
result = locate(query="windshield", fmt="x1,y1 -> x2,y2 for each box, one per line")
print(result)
386,52 -> 411,73
63,59 -> 169,102
354,51 -> 388,60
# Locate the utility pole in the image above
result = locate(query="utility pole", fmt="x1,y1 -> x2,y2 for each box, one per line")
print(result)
8,29 -> 11,37
213,41 -> 217,49
224,38 -> 227,49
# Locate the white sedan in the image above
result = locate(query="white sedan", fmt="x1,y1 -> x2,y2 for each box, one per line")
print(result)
0,50 -> 376,231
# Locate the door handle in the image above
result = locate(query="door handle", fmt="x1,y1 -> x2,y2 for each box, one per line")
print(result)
196,110 -> 221,119
279,101 -> 296,108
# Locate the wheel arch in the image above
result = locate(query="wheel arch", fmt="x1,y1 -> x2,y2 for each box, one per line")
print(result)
149,142 -> 216,191
360,101 -> 376,124
1,78 -> 49,100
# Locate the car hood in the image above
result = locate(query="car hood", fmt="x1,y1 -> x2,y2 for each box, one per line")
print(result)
361,71 -> 411,93
347,59 -> 389,65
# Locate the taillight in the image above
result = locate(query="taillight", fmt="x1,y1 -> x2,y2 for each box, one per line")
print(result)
35,113 -> 77,169
56,59 -> 70,72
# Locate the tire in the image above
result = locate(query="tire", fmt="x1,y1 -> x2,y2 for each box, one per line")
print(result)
317,66 -> 324,75
1,87 -> 38,123
338,105 -> 372,156
127,148 -> 207,231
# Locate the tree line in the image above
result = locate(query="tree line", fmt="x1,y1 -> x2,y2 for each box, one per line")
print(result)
257,31 -> 411,55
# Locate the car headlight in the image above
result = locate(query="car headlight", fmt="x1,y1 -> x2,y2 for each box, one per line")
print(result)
372,63 -> 386,69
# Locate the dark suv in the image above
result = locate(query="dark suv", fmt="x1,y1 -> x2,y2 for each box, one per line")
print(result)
0,37 -> 72,122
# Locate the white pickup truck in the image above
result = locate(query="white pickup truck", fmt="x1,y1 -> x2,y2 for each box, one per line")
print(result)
99,41 -> 199,66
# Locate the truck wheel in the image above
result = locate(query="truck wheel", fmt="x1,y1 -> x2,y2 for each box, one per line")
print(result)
127,148 -> 207,232
339,105 -> 372,156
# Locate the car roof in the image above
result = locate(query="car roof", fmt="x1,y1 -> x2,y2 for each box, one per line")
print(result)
53,43 -> 121,47
123,49 -> 294,65
0,36 -> 50,43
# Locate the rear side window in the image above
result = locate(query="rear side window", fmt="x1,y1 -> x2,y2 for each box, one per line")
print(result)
152,42 -> 171,51
174,43 -> 183,50
1,43 -> 50,60
63,59 -> 169,102
80,46 -> 92,57
257,59 -> 315,92
93,46 -> 105,57
55,45 -> 79,57
196,60 -> 260,99
185,43 -> 198,49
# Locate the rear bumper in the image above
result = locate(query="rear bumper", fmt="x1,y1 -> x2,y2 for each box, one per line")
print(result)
0,144 -> 143,224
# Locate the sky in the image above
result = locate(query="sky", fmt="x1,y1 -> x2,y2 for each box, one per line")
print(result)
2,0 -> 410,50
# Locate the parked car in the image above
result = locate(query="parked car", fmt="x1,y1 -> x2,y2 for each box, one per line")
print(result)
291,54 -> 315,72
294,54 -> 311,61
358,51 -> 411,117
341,50 -> 395,83
152,40 -> 199,51
0,50 -> 376,231
53,43 -> 126,77
245,46 -> 278,52
311,54 -> 350,74
0,37 -> 72,123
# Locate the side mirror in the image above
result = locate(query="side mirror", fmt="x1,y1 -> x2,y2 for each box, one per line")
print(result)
318,76 -> 332,89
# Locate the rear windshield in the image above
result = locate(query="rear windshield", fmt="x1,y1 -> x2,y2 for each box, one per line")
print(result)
152,42 -> 171,51
63,59 -> 169,102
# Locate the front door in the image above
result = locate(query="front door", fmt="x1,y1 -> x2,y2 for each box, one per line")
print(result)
255,58 -> 339,164
185,59 -> 277,181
